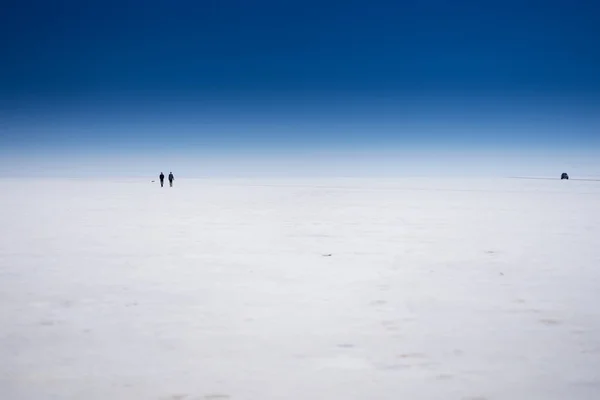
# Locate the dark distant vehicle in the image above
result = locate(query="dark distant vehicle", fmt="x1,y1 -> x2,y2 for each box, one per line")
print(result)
561,173 -> 569,180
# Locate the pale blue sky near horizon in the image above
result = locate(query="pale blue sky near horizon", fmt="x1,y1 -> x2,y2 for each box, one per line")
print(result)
1,0 -> 599,177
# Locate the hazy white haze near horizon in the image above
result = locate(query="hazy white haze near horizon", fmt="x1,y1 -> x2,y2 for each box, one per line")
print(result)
1,177 -> 599,400
2,149 -> 600,179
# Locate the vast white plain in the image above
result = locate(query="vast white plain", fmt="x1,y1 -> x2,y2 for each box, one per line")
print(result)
1,177 -> 599,400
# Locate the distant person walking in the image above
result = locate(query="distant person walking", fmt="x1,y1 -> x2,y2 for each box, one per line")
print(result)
159,172 -> 165,187
168,172 -> 174,187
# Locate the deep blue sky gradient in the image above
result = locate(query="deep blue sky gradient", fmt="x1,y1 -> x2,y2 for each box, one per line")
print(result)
1,0 -> 599,176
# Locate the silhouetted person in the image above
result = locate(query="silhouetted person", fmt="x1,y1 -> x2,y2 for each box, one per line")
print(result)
159,172 -> 165,187
168,172 -> 174,187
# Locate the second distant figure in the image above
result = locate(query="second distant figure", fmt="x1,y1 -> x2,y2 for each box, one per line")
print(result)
159,172 -> 165,187
168,172 -> 174,187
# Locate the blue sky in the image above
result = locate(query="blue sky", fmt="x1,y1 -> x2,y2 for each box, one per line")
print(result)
1,0 -> 599,177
